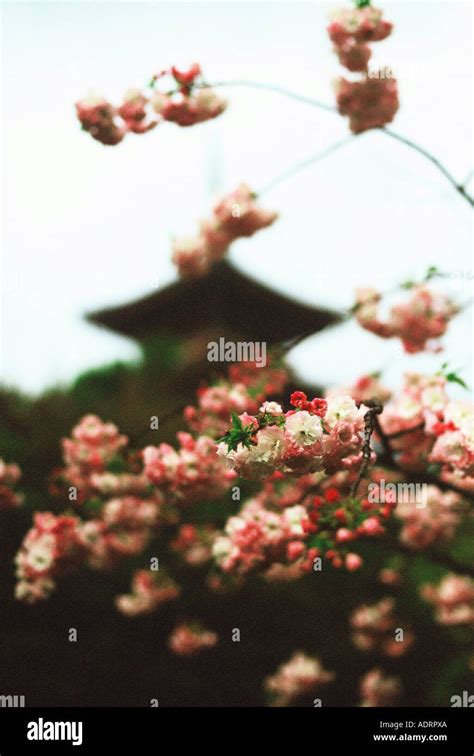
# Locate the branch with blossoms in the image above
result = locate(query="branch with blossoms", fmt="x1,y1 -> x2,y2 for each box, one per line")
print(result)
76,3 -> 473,216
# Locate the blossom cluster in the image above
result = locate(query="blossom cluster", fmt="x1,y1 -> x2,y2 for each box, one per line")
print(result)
75,64 -> 226,146
421,574 -> 474,625
0,458 -> 23,510
60,414 -> 129,494
143,432 -> 235,505
168,622 -> 218,656
184,361 -> 288,437
212,468 -> 398,579
115,569 -> 180,617
379,373 -> 474,485
264,651 -> 334,706
329,5 -> 398,132
359,668 -> 402,707
326,372 -> 392,405
394,485 -> 462,550
350,597 -> 414,656
354,286 -> 459,354
172,184 -> 278,277
171,524 -> 219,566
15,512 -> 84,603
217,391 -> 367,479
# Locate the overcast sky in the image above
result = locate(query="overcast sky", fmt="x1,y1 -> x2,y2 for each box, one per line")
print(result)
1,1 -> 472,397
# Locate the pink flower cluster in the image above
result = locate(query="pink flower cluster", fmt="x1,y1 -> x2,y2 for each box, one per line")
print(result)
61,414 -> 128,490
212,474 -> 396,579
429,401 -> 474,480
217,391 -> 367,480
264,652 -> 334,706
326,372 -> 392,406
350,597 -> 414,656
115,569 -> 180,617
171,524 -> 218,566
143,432 -> 235,505
355,286 -> 458,354
212,497 -> 308,576
184,361 -> 288,437
168,623 -> 218,656
15,492 -> 165,603
329,5 -> 398,132
379,373 -> 474,484
76,64 -> 225,146
0,459 -> 23,511
421,574 -> 474,625
359,668 -> 402,707
15,513 -> 84,603
172,183 -> 278,277
395,485 -> 462,550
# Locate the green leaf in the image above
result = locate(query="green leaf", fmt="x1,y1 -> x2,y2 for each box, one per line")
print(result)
445,372 -> 469,390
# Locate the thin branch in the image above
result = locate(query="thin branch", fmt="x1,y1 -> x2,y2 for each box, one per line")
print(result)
256,136 -> 355,196
386,423 -> 425,440
461,168 -> 474,188
194,79 -> 473,208
198,79 -> 337,113
350,402 -> 384,498
381,127 -> 474,207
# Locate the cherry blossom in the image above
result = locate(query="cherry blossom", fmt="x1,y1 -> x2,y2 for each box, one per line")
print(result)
354,286 -> 458,353
264,651 -> 334,706
395,485 -> 462,550
0,459 -> 23,510
350,597 -> 414,656
75,95 -> 126,146
115,570 -> 180,617
15,512 -> 84,602
217,392 -> 367,479
184,361 -> 288,437
143,432 -> 235,505
173,184 -> 278,277
168,623 -> 218,656
171,524 -> 219,566
359,668 -> 402,707
76,64 -> 226,146
328,6 -> 393,46
421,574 -> 474,625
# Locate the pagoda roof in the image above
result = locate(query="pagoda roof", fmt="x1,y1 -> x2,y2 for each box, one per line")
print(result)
87,261 -> 341,344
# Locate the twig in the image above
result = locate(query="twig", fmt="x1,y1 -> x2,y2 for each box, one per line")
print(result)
381,127 -> 474,207
350,402 -> 384,498
256,136 -> 355,196
193,79 -> 473,207
386,423 -> 425,439
197,79 -> 337,113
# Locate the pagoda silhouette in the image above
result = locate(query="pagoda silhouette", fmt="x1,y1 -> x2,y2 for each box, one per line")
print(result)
87,260 -> 341,438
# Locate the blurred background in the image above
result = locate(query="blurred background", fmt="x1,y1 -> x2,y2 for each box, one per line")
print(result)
0,0 -> 472,707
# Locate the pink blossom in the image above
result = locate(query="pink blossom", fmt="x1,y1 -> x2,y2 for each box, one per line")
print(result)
75,95 -> 125,146
168,623 -> 218,656
350,597 -> 414,656
264,651 -> 334,706
336,75 -> 399,134
0,459 -> 23,510
143,433 -> 235,504
355,286 -> 458,353
328,6 -> 393,46
421,574 -> 474,625
359,668 -> 402,707
172,184 -> 278,277
115,569 -> 180,616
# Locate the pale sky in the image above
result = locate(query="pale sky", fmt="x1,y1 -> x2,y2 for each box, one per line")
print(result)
1,1 -> 473,396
